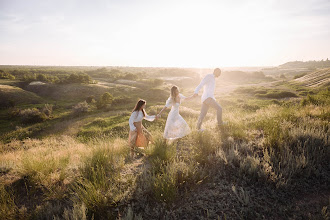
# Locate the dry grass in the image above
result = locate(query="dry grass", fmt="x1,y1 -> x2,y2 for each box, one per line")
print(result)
0,88 -> 329,219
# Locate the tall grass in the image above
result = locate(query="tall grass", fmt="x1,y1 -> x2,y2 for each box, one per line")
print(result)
71,139 -> 128,218
0,185 -> 17,220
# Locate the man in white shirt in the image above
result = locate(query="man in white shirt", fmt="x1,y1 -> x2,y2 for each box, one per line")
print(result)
193,68 -> 223,130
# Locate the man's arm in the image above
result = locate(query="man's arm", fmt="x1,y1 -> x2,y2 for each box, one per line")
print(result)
194,75 -> 209,95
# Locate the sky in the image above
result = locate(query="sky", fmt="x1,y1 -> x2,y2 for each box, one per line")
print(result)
0,0 -> 329,67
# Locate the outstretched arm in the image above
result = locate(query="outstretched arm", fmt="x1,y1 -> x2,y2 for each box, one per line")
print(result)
182,94 -> 195,101
194,75 -> 209,95
157,106 -> 167,117
144,112 -> 156,121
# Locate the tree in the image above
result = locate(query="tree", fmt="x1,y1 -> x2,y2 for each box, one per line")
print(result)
97,92 -> 113,109
101,92 -> 113,105
37,74 -> 48,82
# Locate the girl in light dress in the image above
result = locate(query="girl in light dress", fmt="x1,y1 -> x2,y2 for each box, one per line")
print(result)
128,99 -> 156,157
157,86 -> 194,140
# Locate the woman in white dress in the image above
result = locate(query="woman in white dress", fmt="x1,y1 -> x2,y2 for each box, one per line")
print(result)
157,86 -> 193,140
129,99 -> 156,157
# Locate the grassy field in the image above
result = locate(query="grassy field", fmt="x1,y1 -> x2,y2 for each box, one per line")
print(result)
0,66 -> 329,219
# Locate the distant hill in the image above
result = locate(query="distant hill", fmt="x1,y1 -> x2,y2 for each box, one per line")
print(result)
292,68 -> 330,87
25,83 -> 134,101
280,59 -> 330,69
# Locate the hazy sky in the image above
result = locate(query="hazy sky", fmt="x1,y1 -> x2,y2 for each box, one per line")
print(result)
1,0 -> 329,67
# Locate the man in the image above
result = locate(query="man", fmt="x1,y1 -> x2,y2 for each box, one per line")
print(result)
193,68 -> 224,130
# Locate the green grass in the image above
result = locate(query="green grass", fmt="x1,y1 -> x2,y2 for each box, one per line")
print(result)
77,115 -> 130,141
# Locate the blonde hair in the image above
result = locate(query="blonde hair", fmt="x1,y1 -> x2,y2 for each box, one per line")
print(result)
170,86 -> 179,103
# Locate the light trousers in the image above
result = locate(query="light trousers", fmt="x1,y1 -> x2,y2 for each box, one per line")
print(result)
197,97 -> 223,129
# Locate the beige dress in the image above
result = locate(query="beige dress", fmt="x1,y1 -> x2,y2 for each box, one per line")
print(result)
128,111 -> 155,148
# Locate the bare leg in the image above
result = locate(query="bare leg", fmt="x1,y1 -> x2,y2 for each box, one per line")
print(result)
128,130 -> 137,157
142,126 -> 152,146
197,101 -> 210,130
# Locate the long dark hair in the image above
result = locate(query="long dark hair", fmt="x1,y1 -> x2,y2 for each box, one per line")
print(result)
132,99 -> 146,116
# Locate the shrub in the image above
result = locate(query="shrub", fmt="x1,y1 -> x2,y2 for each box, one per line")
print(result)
293,72 -> 307,79
0,71 -> 15,79
41,104 -> 53,117
72,101 -> 89,114
36,73 -> 48,82
123,73 -> 138,80
300,89 -> 329,106
86,95 -> 95,104
64,73 -> 91,84
19,108 -> 47,124
96,92 -> 113,109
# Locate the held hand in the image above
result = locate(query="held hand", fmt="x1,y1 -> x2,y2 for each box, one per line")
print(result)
193,93 -> 198,98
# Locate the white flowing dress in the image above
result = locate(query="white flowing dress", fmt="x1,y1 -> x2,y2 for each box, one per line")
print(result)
163,94 -> 191,140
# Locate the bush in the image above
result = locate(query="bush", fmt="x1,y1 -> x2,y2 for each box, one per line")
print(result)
293,72 -> 307,79
19,108 -> 47,124
96,92 -> 113,109
72,101 -> 89,114
300,89 -> 329,106
64,73 -> 91,84
0,71 -> 15,79
41,104 -> 53,117
86,95 -> 95,104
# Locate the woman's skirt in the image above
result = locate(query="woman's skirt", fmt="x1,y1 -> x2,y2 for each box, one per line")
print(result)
128,127 -> 152,148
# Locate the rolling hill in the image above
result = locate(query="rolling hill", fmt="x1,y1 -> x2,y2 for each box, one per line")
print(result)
292,68 -> 330,87
0,84 -> 44,107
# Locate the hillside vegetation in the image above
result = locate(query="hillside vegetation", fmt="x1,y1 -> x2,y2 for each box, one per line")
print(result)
0,65 -> 329,219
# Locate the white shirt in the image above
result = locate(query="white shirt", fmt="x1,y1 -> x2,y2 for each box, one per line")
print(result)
194,74 -> 216,103
129,110 -> 155,131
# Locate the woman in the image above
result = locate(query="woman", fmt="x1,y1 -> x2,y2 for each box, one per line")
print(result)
129,99 -> 156,157
157,86 -> 193,140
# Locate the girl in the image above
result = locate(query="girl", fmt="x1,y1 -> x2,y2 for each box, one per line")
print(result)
157,86 -> 193,140
128,99 -> 156,157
